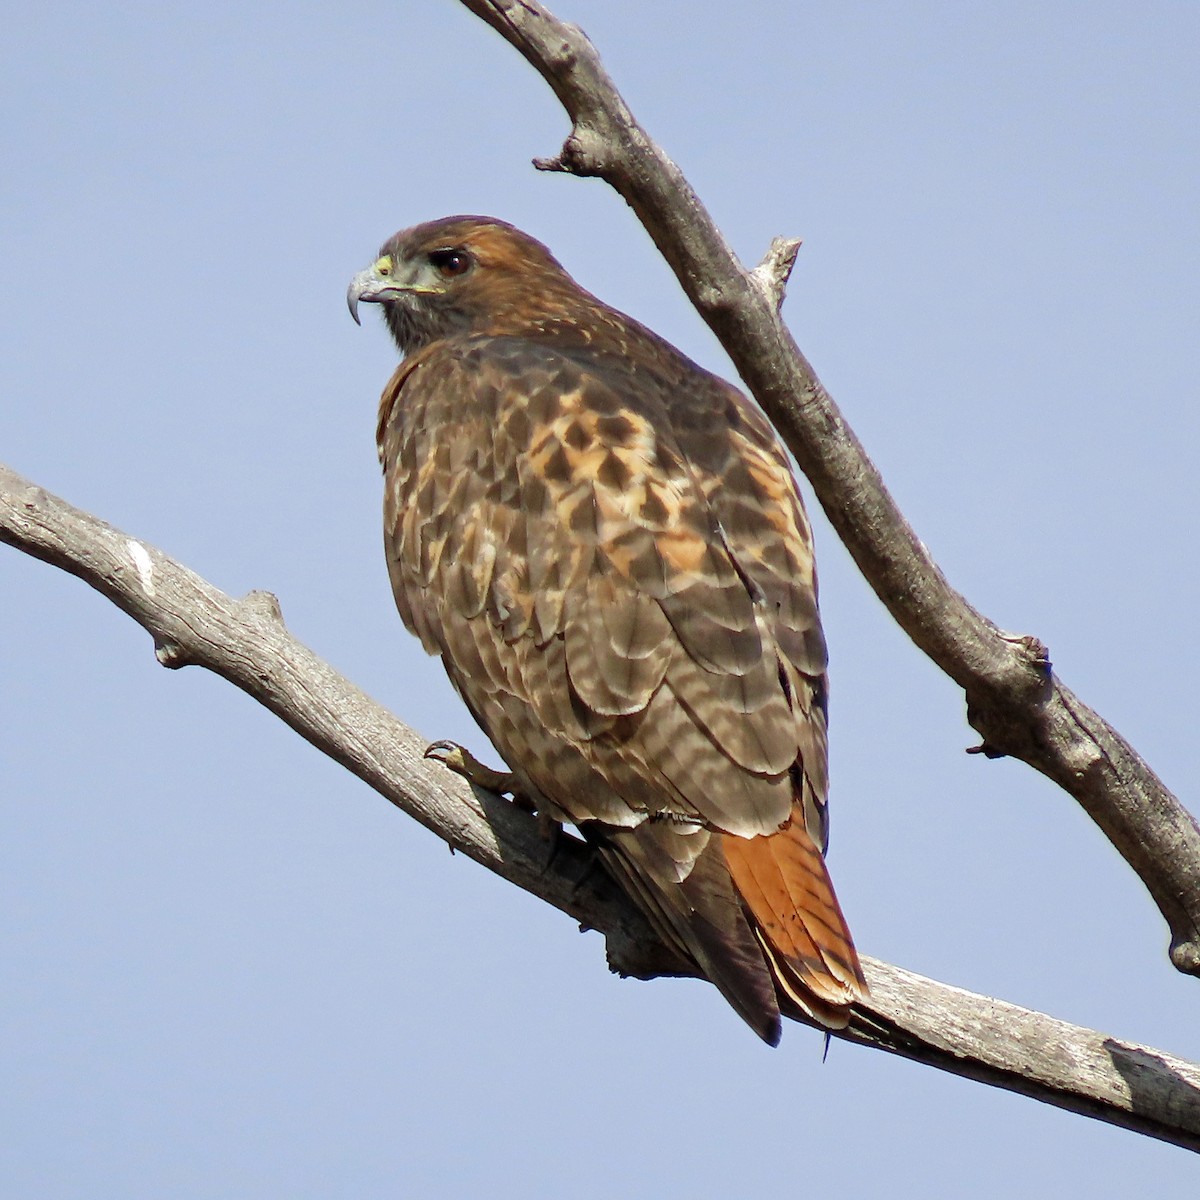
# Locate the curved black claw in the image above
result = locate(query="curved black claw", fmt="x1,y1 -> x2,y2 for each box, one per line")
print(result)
424,740 -> 559,867
424,739 -> 516,796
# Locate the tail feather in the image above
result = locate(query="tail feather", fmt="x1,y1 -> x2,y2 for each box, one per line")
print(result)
722,806 -> 866,1028
595,826 -> 783,1045
592,804 -> 866,1042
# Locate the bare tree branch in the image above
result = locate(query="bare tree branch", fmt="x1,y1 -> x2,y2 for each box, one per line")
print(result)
457,0 -> 1200,977
4,462 -> 1200,1150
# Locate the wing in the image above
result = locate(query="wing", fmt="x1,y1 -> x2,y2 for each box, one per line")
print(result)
668,369 -> 833,848
378,332 -> 862,1039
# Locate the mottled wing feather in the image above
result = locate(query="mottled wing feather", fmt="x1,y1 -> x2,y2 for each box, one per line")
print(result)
621,676 -> 792,830
671,379 -> 835,849
564,570 -> 671,717
665,639 -> 797,776
378,328 -> 860,1032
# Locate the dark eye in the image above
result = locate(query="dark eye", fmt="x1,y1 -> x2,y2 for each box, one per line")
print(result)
429,248 -> 472,278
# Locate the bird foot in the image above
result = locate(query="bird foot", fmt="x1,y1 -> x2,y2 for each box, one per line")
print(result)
424,740 -> 517,796
424,739 -> 564,870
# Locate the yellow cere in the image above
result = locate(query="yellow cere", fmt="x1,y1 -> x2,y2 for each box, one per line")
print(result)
374,255 -> 393,276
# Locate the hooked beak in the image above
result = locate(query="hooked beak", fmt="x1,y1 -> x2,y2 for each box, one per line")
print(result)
347,265 -> 404,325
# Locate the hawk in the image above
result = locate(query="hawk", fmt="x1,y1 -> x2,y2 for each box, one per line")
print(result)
348,216 -> 865,1044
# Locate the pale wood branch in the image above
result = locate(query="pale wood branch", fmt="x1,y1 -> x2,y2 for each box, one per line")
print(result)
3,461 -> 1200,1150
457,0 -> 1200,977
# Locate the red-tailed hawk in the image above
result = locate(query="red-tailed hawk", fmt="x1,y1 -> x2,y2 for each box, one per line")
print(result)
348,216 -> 865,1043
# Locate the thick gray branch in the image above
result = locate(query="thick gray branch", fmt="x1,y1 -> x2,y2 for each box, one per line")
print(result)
458,0 -> 1200,977
3,462 -> 1200,1150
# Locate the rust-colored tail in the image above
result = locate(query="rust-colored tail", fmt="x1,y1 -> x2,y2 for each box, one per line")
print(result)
722,804 -> 866,1029
596,802 -> 865,1043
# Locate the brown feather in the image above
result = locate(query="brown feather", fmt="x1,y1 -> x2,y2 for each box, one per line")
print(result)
722,807 -> 866,1027
597,824 -> 784,1045
359,216 -> 867,1041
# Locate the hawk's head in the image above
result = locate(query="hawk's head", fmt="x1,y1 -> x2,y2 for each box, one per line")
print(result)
348,215 -> 580,355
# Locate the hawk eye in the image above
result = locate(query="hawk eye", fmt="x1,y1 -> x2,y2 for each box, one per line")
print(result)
429,248 -> 472,278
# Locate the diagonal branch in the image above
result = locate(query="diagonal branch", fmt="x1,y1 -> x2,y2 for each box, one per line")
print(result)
457,0 -> 1200,976
3,461 -> 1200,1150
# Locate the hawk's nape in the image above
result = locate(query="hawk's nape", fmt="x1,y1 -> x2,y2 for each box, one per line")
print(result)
349,215 -> 866,1044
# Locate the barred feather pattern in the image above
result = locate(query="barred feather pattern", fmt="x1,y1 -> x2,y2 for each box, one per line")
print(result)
367,217 -> 865,1043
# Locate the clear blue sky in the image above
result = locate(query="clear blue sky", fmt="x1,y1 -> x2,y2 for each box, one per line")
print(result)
3,2 -> 1198,1195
